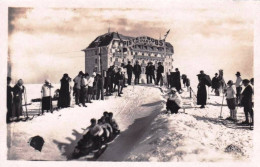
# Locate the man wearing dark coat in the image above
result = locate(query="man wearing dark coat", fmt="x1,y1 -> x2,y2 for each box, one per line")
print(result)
12,79 -> 25,120
145,63 -> 151,84
241,79 -> 253,125
149,62 -> 156,84
115,68 -> 124,96
7,77 -> 13,123
95,73 -> 103,100
175,68 -> 181,92
156,62 -> 164,86
133,61 -> 141,84
123,61 -> 133,85
212,73 -> 220,96
58,74 -> 71,108
197,71 -> 207,108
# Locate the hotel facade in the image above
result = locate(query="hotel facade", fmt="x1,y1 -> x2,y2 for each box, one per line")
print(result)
82,32 -> 174,76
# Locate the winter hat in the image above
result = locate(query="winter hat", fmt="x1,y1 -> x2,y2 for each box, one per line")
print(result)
17,79 -> 24,85
171,87 -> 177,92
45,79 -> 50,84
79,71 -> 84,75
215,73 -> 218,76
227,80 -> 233,85
242,79 -> 250,84
7,77 -> 11,81
235,72 -> 241,76
63,73 -> 69,78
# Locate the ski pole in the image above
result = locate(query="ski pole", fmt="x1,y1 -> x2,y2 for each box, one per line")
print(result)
219,93 -> 225,119
24,86 -> 29,119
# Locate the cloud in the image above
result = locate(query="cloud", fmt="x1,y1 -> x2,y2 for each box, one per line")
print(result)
8,2 -> 254,83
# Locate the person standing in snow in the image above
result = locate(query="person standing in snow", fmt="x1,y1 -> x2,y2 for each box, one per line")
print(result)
145,63 -> 151,84
122,61 -> 133,85
212,73 -> 220,96
225,80 -> 237,121
7,77 -> 13,123
80,73 -> 89,107
95,72 -> 103,100
149,62 -> 156,84
73,71 -> 83,105
235,72 -> 243,105
58,74 -> 72,108
241,79 -> 253,125
41,79 -> 53,114
114,68 -> 124,97
156,62 -> 164,86
175,68 -> 181,92
166,88 -> 183,114
87,72 -> 96,103
133,61 -> 141,85
197,71 -> 207,108
12,79 -> 25,120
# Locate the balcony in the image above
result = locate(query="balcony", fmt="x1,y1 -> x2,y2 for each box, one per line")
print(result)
113,52 -> 126,58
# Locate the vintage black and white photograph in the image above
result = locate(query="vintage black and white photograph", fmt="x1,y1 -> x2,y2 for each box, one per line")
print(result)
1,0 -> 259,165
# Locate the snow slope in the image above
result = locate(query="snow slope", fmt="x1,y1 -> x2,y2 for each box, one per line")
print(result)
126,88 -> 253,162
7,84 -> 163,160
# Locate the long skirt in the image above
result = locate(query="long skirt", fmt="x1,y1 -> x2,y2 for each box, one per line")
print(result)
42,96 -> 52,110
12,96 -> 23,117
197,85 -> 207,105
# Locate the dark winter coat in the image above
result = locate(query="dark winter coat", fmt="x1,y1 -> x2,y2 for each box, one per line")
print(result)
115,72 -> 124,84
123,64 -> 133,75
241,85 -> 253,107
157,65 -> 164,74
12,84 -> 24,117
145,65 -> 150,75
133,64 -> 141,76
59,77 -> 71,108
197,76 -> 207,105
148,65 -> 155,75
212,77 -> 220,89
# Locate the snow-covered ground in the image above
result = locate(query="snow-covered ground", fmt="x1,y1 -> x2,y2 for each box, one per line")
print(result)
126,87 -> 253,162
7,84 -> 253,161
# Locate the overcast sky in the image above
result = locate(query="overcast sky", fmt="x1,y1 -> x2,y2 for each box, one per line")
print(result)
8,0 -> 255,84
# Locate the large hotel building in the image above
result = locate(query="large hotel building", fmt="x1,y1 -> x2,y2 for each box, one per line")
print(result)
82,32 -> 174,76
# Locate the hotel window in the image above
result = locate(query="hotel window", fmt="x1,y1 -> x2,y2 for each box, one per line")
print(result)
115,58 -> 118,62
142,53 -> 144,56
95,58 -> 98,64
110,57 -> 113,62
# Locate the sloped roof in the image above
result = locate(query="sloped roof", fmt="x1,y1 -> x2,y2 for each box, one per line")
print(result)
84,32 -> 173,53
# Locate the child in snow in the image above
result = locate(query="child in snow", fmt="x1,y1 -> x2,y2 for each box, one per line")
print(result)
225,80 -> 237,121
166,88 -> 183,114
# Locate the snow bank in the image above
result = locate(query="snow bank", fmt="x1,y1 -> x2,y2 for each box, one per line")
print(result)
127,88 -> 253,162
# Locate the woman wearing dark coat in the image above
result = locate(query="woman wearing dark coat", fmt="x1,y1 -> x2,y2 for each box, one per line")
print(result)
197,72 -> 207,108
7,77 -> 13,123
58,74 -> 71,108
12,79 -> 25,120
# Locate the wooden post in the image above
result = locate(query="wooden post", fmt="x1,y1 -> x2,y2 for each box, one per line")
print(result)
99,47 -> 104,100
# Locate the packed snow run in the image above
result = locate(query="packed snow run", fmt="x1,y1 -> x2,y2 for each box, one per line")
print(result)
7,84 -> 252,161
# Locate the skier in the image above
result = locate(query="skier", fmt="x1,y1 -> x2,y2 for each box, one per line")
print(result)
235,72 -> 243,105
212,73 -> 220,96
225,80 -> 237,121
58,73 -> 72,108
197,71 -> 207,108
241,79 -> 253,125
156,62 -> 164,86
7,77 -> 13,123
133,61 -> 141,85
122,61 -> 133,85
73,71 -> 84,106
12,79 -> 25,121
166,88 -> 183,114
41,79 -> 53,114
